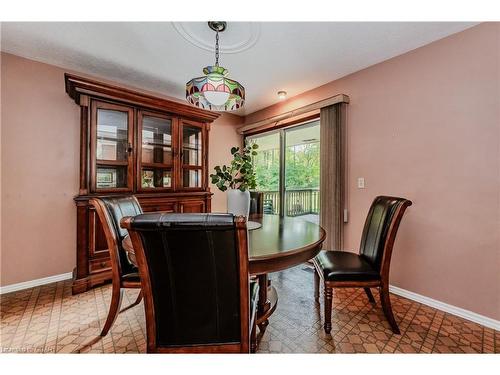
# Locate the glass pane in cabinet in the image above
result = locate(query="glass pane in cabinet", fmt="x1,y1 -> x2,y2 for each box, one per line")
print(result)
182,126 -> 202,166
142,116 -> 172,165
141,168 -> 172,188
96,166 -> 128,189
183,169 -> 201,188
96,109 -> 128,161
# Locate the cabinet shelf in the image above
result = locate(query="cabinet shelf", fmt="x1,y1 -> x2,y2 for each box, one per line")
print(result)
96,160 -> 129,166
143,141 -> 172,147
141,162 -> 173,169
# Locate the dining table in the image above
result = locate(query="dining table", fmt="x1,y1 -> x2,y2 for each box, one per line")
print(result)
122,214 -> 326,331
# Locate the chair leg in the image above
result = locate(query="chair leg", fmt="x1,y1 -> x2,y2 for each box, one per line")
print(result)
120,290 -> 142,313
250,319 -> 257,353
364,287 -> 375,303
323,285 -> 333,334
101,288 -> 124,337
258,319 -> 269,333
314,269 -> 320,302
379,284 -> 400,334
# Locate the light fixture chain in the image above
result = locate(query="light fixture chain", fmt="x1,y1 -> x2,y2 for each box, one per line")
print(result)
215,30 -> 219,66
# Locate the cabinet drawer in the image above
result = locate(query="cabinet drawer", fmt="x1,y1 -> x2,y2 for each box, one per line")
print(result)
179,200 -> 206,213
89,258 -> 112,274
141,201 -> 177,213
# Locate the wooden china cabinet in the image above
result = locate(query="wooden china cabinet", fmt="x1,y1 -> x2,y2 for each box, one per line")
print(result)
65,74 -> 220,294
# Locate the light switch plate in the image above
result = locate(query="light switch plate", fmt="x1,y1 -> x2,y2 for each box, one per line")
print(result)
357,177 -> 365,189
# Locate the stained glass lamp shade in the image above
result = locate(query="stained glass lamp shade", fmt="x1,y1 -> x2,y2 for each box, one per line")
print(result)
186,22 -> 245,112
186,66 -> 245,111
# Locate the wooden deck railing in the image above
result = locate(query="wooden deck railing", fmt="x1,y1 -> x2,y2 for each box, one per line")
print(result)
259,189 -> 320,217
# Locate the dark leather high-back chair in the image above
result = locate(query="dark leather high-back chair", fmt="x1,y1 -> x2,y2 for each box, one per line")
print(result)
90,196 -> 144,337
249,191 -> 264,216
121,213 -> 259,353
313,196 -> 412,334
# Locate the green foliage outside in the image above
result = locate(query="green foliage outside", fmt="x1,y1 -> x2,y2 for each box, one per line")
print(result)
253,148 -> 279,191
253,142 -> 320,191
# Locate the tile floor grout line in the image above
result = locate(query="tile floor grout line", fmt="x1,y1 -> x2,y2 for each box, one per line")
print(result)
430,311 -> 447,353
380,299 -> 421,353
121,290 -> 142,353
97,285 -> 118,354
329,290 -> 380,351
77,286 -> 105,353
43,281 -> 63,353
42,288 -> 57,353
3,288 -> 34,351
11,286 -> 41,351
418,306 -> 440,353
412,304 -> 439,353
89,287 -> 104,353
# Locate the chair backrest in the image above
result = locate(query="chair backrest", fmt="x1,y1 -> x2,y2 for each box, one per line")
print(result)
359,196 -> 412,276
249,191 -> 263,216
90,196 -> 143,277
121,213 -> 250,353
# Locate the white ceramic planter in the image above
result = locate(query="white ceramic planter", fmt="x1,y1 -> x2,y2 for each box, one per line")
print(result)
227,189 -> 250,218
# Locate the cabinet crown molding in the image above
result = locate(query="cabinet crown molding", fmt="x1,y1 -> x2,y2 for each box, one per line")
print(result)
65,73 -> 221,123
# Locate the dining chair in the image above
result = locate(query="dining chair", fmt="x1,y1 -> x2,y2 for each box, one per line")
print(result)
121,213 -> 259,353
313,196 -> 412,334
90,196 -> 144,337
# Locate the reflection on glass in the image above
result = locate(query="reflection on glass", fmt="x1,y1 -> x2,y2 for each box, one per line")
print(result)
96,109 -> 128,161
97,166 -> 127,189
141,168 -> 172,188
142,116 -> 172,164
183,169 -> 201,188
182,126 -> 202,166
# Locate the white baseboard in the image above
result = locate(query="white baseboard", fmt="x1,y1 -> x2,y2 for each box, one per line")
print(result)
389,285 -> 500,331
0,272 -> 73,295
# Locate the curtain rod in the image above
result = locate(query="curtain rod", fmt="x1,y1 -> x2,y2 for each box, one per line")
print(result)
237,93 -> 349,134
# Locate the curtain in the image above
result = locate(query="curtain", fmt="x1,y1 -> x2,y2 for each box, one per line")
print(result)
319,103 -> 347,250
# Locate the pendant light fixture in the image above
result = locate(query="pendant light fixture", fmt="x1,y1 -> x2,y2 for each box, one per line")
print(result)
186,22 -> 245,111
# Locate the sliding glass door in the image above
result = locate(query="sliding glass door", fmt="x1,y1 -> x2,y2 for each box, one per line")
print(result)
247,119 -> 320,223
284,121 -> 320,223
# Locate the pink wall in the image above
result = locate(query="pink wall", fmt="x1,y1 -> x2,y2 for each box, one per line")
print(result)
209,113 -> 245,212
245,23 -> 500,320
1,53 -> 80,287
0,52 -> 242,286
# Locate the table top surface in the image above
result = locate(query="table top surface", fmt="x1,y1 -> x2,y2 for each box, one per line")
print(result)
122,214 -> 325,274
247,215 -> 325,261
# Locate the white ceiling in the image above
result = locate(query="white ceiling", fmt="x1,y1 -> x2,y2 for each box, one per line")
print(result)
1,22 -> 477,115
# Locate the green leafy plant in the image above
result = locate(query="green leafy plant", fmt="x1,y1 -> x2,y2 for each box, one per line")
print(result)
210,143 -> 259,192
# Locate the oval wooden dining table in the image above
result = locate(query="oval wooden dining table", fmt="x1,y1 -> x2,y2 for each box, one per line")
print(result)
122,214 -> 326,331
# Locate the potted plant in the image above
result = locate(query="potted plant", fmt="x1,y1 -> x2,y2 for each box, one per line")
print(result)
210,143 -> 259,217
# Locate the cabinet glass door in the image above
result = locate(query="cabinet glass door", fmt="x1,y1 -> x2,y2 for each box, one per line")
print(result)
138,111 -> 173,190
92,101 -> 134,191
181,121 -> 204,189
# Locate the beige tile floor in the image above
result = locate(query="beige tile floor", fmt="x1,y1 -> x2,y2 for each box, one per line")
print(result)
0,266 -> 497,353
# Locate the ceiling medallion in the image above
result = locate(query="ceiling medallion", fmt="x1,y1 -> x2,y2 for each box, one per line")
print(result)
172,22 -> 260,54
186,22 -> 245,112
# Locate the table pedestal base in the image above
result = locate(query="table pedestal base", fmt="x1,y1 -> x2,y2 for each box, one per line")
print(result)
256,274 -> 278,332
